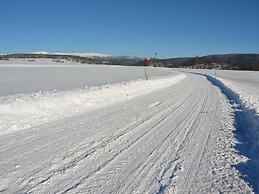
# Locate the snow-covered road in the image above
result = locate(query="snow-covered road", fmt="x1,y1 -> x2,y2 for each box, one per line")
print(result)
182,69 -> 259,113
0,73 -> 253,193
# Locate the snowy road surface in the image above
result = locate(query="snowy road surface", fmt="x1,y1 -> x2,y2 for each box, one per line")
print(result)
181,68 -> 259,113
0,72 -> 254,193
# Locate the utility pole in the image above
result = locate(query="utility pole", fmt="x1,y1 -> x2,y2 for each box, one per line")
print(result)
222,55 -> 225,69
154,52 -> 157,66
143,58 -> 149,80
196,55 -> 199,68
144,67 -> 149,80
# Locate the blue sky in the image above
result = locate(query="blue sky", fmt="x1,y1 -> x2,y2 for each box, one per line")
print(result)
1,0 -> 259,58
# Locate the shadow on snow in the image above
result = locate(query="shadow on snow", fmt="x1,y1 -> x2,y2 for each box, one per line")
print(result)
195,73 -> 259,193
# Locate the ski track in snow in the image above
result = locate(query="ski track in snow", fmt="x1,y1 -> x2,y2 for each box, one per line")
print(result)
181,68 -> 259,114
182,69 -> 259,193
0,73 -> 253,193
0,74 -> 186,135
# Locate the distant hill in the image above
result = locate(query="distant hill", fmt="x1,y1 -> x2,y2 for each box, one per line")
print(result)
0,53 -> 143,66
31,52 -> 111,58
158,57 -> 192,67
158,54 -> 259,71
1,53 -> 259,70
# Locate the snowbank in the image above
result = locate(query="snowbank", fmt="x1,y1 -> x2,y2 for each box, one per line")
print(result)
0,74 -> 186,135
204,74 -> 259,191
217,77 -> 259,114
181,68 -> 259,114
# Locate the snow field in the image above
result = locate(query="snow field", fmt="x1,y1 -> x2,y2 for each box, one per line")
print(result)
0,73 -> 186,135
0,60 -> 174,96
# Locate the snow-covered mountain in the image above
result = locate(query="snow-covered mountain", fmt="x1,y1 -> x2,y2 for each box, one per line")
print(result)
29,51 -> 143,65
0,52 -> 143,66
32,51 -> 111,58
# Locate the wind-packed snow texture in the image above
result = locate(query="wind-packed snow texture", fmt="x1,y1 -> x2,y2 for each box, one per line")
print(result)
0,61 -> 257,193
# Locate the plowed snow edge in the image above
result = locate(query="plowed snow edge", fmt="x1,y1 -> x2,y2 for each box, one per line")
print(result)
0,74 -> 186,135
203,73 -> 259,193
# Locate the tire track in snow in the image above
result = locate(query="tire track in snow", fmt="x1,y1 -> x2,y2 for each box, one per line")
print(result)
169,80 -> 217,193
117,82 -> 210,194
61,77 -> 206,193
59,84 -> 199,193
8,77 -> 194,193
96,93 -> 203,194
111,92 -> 207,194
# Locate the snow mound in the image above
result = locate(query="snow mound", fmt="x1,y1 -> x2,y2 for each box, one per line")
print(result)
217,77 -> 259,114
0,74 -> 186,135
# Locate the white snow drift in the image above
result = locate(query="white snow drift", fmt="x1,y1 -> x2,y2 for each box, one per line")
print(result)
0,74 -> 186,135
217,77 -> 259,114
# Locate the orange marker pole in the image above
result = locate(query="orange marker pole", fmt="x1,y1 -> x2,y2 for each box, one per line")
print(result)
144,66 -> 148,80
